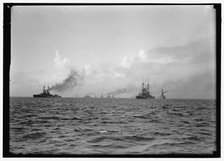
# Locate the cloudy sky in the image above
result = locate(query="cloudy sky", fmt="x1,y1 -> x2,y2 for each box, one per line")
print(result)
10,5 -> 216,98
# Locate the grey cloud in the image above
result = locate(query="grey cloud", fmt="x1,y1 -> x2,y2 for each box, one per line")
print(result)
162,71 -> 216,99
146,38 -> 214,62
109,84 -> 138,96
49,69 -> 85,92
114,38 -> 216,99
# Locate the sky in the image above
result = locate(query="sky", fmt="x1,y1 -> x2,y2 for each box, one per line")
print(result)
10,5 -> 216,98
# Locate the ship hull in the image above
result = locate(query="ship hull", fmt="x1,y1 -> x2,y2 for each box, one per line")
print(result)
33,94 -> 61,98
136,96 -> 155,99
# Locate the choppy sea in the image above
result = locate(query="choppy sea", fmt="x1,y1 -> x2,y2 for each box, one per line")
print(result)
10,97 -> 216,155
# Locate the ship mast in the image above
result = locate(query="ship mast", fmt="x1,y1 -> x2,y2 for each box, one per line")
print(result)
142,83 -> 144,94
162,89 -> 168,95
43,85 -> 46,93
147,83 -> 150,95
47,86 -> 50,94
161,89 -> 168,99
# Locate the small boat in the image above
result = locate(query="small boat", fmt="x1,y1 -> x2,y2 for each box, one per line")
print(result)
159,89 -> 168,99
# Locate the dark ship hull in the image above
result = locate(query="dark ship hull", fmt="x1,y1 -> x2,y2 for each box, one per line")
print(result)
33,94 -> 61,98
159,95 -> 166,99
136,95 -> 155,99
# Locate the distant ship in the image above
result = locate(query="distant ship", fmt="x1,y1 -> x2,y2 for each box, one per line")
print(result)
136,83 -> 155,99
83,93 -> 92,99
159,89 -> 168,99
107,94 -> 114,99
33,86 -> 61,98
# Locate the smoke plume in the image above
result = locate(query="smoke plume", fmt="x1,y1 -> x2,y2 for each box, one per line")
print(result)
49,69 -> 85,92
109,84 -> 138,96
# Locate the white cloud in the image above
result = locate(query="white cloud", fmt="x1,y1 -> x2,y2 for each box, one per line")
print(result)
54,50 -> 70,69
122,48 -> 177,69
113,72 -> 125,79
138,49 -> 147,61
122,50 -> 148,69
84,64 -> 91,75
48,50 -> 72,84
122,56 -> 131,68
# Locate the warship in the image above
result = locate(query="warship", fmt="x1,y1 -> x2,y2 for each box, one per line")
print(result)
83,93 -> 92,99
107,94 -> 114,99
33,86 -> 61,98
136,83 -> 155,99
159,89 -> 168,99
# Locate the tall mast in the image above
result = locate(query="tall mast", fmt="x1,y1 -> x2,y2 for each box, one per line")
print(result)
162,89 -> 168,94
43,85 -> 45,93
142,83 -> 144,93
147,83 -> 150,94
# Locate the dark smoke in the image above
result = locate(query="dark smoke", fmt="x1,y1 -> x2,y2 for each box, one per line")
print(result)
49,70 -> 84,92
109,84 -> 138,96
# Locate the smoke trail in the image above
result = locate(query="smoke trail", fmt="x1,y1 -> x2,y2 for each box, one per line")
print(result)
49,69 -> 85,92
109,84 -> 138,96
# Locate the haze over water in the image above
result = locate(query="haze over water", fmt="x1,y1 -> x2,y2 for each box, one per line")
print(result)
10,97 -> 216,155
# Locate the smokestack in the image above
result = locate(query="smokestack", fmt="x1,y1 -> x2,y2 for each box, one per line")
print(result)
43,85 -> 45,93
142,83 -> 144,90
147,84 -> 150,93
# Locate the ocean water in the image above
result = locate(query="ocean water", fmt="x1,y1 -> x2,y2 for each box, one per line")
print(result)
10,97 -> 216,155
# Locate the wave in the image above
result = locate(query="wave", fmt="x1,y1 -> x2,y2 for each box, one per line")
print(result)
152,132 -> 172,136
38,116 -> 60,120
122,135 -> 156,142
22,132 -> 47,140
10,98 -> 216,154
183,136 -> 203,141
89,143 -> 128,150
196,122 -> 210,127
149,141 -> 195,149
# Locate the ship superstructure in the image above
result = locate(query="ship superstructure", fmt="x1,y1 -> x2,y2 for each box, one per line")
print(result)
136,83 -> 155,99
33,86 -> 61,98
